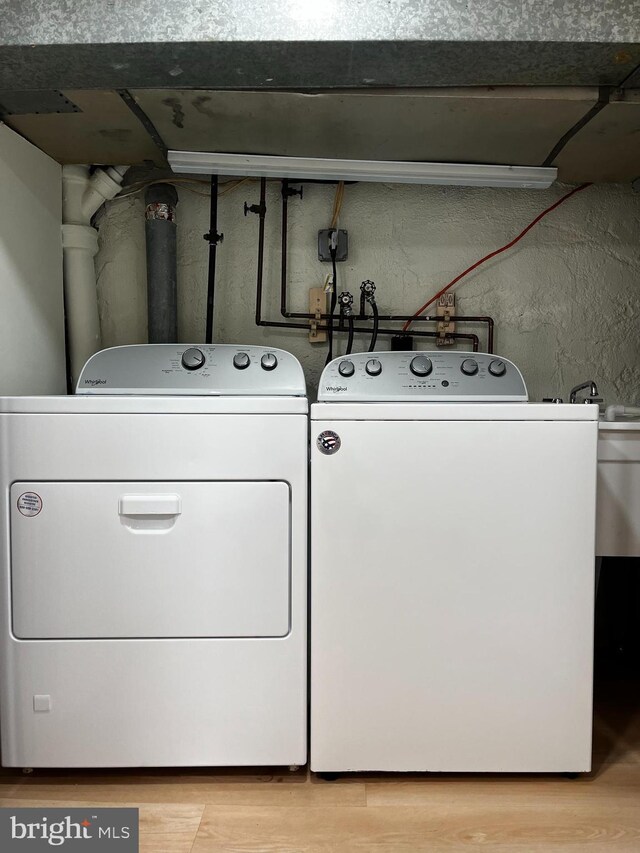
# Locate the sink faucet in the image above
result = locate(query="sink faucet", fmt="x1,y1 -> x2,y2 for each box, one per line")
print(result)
569,380 -> 603,405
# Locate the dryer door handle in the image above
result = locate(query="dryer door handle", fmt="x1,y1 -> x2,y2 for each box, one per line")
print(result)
118,495 -> 182,516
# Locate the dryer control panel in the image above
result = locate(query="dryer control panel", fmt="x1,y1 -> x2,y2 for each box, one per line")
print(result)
76,344 -> 306,395
318,351 -> 527,402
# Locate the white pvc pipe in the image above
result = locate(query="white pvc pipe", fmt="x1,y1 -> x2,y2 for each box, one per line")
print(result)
61,224 -> 100,379
61,164 -> 129,386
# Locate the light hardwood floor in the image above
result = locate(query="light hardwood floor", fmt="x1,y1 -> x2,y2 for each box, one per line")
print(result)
1,674 -> 638,852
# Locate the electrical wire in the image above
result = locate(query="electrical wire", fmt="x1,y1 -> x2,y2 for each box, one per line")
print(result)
330,181 -> 345,229
324,183 -> 346,364
325,250 -> 338,365
368,301 -> 379,352
108,176 -> 256,204
218,177 -> 253,197
346,315 -> 354,355
402,182 -> 592,332
113,174 -> 346,207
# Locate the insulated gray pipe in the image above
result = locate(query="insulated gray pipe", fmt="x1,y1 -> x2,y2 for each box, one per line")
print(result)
145,184 -> 178,343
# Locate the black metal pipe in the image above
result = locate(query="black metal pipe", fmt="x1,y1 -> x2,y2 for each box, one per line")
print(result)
145,183 -> 178,343
205,173 -> 220,344
256,179 -> 481,354
284,313 -> 492,350
423,315 -> 493,354
275,183 -> 494,352
280,180 -> 290,318
377,328 -> 480,352
254,177 -> 267,327
257,319 -> 478,351
283,312 -> 493,352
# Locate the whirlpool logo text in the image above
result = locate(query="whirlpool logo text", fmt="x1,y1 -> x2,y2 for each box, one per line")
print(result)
0,808 -> 139,850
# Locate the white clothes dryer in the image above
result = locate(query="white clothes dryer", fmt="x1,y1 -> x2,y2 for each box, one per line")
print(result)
0,344 -> 307,768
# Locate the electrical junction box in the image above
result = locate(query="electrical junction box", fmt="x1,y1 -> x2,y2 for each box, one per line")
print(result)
318,229 -> 348,262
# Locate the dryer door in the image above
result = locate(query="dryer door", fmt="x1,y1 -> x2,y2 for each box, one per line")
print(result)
11,481 -> 290,639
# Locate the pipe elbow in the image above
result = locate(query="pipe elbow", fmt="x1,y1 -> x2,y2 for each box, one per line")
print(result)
81,165 -> 130,221
62,164 -> 130,223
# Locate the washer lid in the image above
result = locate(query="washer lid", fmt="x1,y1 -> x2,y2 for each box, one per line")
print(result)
317,351 -> 527,402
76,344 -> 306,396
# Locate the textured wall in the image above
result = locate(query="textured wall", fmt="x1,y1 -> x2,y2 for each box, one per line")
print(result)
95,181 -> 640,404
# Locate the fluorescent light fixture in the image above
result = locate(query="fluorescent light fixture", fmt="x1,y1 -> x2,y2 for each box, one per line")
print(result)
168,151 -> 557,189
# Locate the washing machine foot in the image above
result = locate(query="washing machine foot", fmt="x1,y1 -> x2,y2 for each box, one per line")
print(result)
563,772 -> 580,779
317,772 -> 340,781
22,768 -> 34,775
288,765 -> 300,772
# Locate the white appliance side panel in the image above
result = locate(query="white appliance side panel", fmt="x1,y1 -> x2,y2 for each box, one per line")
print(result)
12,481 -> 290,639
0,412 -> 308,767
311,419 -> 598,772
596,429 -> 640,557
0,126 -> 65,395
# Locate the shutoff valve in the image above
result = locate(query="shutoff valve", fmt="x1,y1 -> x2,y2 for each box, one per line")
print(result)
360,280 -> 376,303
338,291 -> 354,317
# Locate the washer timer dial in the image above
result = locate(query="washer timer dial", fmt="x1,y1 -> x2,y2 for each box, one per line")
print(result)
181,348 -> 205,370
410,356 -> 433,377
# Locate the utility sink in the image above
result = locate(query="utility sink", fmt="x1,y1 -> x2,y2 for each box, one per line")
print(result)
597,417 -> 640,557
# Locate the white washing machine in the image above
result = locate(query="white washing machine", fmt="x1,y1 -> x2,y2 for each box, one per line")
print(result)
0,344 -> 307,768
311,351 -> 599,773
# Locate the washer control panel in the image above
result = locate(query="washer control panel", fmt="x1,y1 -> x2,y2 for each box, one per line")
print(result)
318,351 -> 527,402
76,344 -> 306,395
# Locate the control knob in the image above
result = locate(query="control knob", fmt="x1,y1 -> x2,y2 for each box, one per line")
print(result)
233,351 -> 251,370
181,347 -> 205,371
488,359 -> 506,377
338,360 -> 355,377
365,358 -> 382,376
410,355 -> 433,377
461,358 -> 479,376
261,352 -> 278,371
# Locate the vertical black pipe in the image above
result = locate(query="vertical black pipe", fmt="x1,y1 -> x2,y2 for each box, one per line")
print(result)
254,178 -> 267,326
280,179 -> 289,317
205,174 -> 220,344
145,184 -> 178,343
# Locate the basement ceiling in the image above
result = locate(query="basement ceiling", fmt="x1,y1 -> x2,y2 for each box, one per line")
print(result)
3,88 -> 640,184
2,0 -> 640,90
1,1 -> 639,182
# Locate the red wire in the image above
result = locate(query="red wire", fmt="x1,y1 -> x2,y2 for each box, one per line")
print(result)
402,182 -> 592,333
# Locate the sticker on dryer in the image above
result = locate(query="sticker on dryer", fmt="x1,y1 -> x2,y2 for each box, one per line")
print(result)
17,492 -> 42,517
